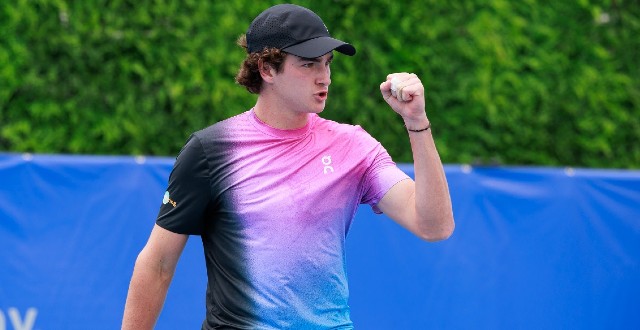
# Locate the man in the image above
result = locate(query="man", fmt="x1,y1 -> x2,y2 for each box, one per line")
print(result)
122,3 -> 454,329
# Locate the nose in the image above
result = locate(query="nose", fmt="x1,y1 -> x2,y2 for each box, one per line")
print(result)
316,65 -> 331,87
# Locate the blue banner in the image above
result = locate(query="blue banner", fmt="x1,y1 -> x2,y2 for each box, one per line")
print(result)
1,154 -> 639,329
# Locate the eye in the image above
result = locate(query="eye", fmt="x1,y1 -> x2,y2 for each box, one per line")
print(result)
302,62 -> 314,68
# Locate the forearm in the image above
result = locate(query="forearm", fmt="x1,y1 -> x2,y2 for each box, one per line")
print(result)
379,72 -> 454,241
122,251 -> 174,330
405,116 -> 454,241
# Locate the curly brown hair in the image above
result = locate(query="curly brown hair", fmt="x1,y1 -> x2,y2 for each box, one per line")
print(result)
235,34 -> 287,94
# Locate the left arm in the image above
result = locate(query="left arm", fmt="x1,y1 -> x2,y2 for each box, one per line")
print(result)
376,73 -> 454,242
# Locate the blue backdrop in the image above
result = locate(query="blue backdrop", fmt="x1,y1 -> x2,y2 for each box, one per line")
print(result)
1,153 -> 639,330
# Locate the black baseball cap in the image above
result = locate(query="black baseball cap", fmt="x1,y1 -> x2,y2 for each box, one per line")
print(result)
246,4 -> 356,58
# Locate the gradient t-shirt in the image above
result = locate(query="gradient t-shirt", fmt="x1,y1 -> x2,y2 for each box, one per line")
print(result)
156,109 -> 409,329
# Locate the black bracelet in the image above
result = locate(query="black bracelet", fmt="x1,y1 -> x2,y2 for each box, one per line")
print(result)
407,122 -> 431,132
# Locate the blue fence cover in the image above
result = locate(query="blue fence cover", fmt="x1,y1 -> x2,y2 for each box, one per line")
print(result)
1,153 -> 639,330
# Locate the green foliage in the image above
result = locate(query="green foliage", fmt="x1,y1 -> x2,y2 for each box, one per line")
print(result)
1,0 -> 639,168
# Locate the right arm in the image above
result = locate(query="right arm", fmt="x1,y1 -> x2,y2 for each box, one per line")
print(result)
122,224 -> 189,330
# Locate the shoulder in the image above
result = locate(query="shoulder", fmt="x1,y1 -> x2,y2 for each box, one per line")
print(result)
195,110 -> 252,139
313,116 -> 382,154
313,115 -> 374,140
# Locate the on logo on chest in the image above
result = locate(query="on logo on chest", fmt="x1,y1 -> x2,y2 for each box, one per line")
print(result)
322,155 -> 334,174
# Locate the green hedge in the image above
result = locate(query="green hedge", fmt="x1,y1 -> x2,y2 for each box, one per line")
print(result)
1,0 -> 639,168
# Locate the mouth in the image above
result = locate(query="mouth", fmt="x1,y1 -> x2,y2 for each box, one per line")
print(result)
315,91 -> 329,100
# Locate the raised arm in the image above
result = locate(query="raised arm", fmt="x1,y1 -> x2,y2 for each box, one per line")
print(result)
122,224 -> 189,329
376,73 -> 454,242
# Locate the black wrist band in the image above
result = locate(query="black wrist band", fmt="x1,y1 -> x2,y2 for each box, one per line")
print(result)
406,122 -> 431,132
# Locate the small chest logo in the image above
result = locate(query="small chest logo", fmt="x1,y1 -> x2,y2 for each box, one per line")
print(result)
322,155 -> 334,174
163,191 -> 177,208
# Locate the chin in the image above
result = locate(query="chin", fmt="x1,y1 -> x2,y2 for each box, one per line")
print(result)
311,103 -> 327,113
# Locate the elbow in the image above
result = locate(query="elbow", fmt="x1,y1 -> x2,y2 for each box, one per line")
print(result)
421,228 -> 454,242
423,229 -> 454,242
133,249 -> 176,285
417,215 -> 455,242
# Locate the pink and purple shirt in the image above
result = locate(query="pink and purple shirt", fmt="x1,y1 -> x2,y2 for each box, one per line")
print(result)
157,109 -> 409,329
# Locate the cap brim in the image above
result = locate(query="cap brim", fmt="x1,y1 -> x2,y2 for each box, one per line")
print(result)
282,37 -> 356,58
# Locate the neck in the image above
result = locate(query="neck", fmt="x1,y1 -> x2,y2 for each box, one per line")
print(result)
253,98 -> 310,130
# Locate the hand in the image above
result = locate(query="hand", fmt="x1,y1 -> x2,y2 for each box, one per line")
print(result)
380,73 -> 427,124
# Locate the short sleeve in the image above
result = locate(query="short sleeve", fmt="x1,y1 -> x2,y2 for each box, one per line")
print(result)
358,132 -> 411,214
156,135 -> 212,235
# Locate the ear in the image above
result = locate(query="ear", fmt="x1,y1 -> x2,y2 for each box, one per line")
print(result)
258,59 -> 276,83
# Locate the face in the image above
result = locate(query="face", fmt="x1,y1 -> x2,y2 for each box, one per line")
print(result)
270,52 -> 333,114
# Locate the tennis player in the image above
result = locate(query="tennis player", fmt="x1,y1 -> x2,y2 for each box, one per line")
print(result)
122,4 -> 454,329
